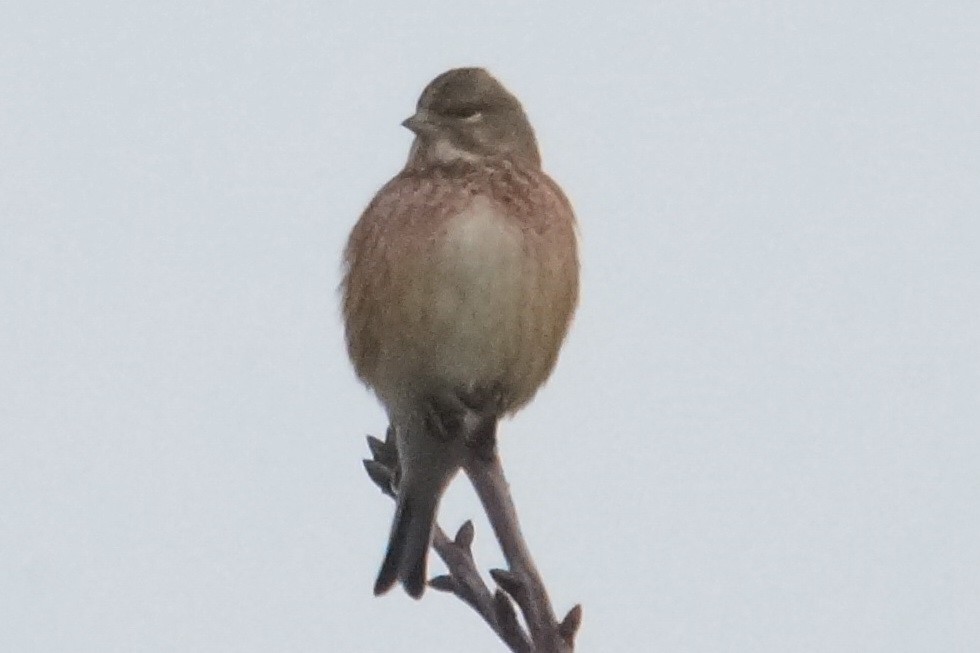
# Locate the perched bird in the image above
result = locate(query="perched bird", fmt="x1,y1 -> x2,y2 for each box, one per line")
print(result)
342,67 -> 579,598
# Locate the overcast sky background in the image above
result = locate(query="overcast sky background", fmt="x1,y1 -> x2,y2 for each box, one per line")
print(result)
2,2 -> 978,652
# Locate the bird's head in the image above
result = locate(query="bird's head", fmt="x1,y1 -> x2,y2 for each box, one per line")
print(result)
403,68 -> 541,169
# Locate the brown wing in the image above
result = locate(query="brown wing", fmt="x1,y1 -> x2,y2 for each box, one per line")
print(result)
496,168 -> 580,409
341,171 -> 469,387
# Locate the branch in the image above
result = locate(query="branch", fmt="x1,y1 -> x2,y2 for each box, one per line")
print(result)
362,427 -> 581,652
430,522 -> 532,652
464,449 -> 581,653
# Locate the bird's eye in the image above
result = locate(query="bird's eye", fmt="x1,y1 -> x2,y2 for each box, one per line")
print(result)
446,106 -> 482,121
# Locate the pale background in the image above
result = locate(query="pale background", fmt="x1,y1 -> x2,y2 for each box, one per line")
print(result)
2,2 -> 978,652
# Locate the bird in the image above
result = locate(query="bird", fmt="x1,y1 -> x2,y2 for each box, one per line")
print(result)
342,67 -> 579,599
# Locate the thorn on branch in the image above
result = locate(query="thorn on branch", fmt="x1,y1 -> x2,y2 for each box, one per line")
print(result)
362,459 -> 396,497
490,568 -> 527,602
429,574 -> 456,593
558,604 -> 583,646
455,520 -> 475,549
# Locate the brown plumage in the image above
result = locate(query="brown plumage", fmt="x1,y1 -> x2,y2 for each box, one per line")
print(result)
342,68 -> 579,598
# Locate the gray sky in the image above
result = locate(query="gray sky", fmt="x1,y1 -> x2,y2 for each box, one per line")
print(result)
2,2 -> 978,651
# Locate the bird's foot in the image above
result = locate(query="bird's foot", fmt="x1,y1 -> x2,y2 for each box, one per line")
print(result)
424,393 -> 467,442
458,382 -> 506,416
423,384 -> 504,457
459,383 -> 505,461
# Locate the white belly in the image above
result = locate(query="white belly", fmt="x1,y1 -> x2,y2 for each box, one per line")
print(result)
409,197 -> 525,387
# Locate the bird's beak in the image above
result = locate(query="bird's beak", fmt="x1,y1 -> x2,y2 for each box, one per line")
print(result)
401,112 -> 433,135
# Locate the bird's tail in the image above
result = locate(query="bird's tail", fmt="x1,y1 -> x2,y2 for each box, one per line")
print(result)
373,483 -> 440,598
374,403 -> 484,598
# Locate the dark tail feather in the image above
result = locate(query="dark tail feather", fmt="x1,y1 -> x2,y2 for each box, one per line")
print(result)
373,491 -> 438,599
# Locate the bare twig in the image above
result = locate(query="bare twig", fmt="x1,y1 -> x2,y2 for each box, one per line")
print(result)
431,522 -> 532,653
464,450 -> 581,652
362,427 -> 581,652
